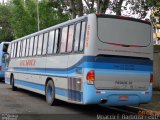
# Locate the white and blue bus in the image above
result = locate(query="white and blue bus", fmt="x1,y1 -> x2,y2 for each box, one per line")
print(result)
0,42 -> 10,80
5,14 -> 153,106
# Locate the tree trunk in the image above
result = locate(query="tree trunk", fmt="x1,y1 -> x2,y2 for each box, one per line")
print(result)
97,0 -> 109,14
90,0 -> 95,13
77,0 -> 83,17
69,0 -> 76,18
97,0 -> 101,13
116,0 -> 124,16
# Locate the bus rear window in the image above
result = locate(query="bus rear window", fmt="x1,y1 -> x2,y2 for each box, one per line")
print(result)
97,18 -> 151,47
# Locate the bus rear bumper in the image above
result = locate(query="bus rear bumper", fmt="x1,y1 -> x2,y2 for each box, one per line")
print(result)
83,84 -> 152,106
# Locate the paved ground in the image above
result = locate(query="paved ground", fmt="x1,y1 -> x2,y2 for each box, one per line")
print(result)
0,82 -> 129,120
0,81 -> 159,120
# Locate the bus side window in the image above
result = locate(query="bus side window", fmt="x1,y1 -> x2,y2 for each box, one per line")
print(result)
16,41 -> 21,58
60,27 -> 68,53
74,22 -> 81,52
11,43 -> 14,58
22,39 -> 26,57
33,36 -> 38,56
13,42 -> 17,58
53,29 -> 60,54
79,21 -> 86,51
29,37 -> 34,56
42,32 -> 49,55
67,25 -> 74,52
19,40 -> 22,57
37,34 -> 44,55
7,44 -> 11,55
47,30 -> 55,54
25,38 -> 30,57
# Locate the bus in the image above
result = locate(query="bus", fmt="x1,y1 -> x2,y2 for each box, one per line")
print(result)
0,42 -> 10,80
5,14 -> 153,106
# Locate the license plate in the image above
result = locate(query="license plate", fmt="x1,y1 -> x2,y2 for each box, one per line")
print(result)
119,96 -> 128,101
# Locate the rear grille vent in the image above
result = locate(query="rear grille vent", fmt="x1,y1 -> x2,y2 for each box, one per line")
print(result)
68,77 -> 82,102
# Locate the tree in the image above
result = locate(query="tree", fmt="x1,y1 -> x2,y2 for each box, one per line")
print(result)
146,0 -> 160,39
49,0 -> 128,18
9,0 -> 70,38
0,4 -> 14,42
147,0 -> 160,20
96,0 -> 110,14
49,0 -> 83,19
9,0 -> 34,38
38,0 -> 70,30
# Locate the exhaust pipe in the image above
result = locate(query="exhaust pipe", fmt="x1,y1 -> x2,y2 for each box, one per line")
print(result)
100,99 -> 107,104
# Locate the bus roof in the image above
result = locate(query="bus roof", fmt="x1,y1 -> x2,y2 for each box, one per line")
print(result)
96,14 -> 151,25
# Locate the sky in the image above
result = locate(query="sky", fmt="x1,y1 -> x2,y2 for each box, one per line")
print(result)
0,0 -> 8,3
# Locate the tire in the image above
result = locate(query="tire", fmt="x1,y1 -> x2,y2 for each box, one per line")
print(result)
11,76 -> 17,91
45,80 -> 57,105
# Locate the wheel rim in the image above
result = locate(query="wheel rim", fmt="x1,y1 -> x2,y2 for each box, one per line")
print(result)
47,85 -> 53,102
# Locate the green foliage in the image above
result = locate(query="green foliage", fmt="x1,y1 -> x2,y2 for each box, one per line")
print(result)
147,0 -> 160,16
146,0 -> 160,24
0,0 -> 70,41
0,4 -> 14,42
39,0 -> 69,30
10,0 -> 69,39
10,0 -> 36,38
146,0 -> 160,7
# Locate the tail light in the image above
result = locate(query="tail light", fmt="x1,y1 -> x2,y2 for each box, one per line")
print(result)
0,66 -> 2,71
86,70 -> 95,84
150,73 -> 153,83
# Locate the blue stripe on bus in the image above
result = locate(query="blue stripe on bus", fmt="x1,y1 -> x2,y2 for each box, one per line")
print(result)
84,56 -> 152,65
8,62 -> 152,75
5,78 -> 82,101
84,62 -> 152,71
7,56 -> 153,76
15,79 -> 45,91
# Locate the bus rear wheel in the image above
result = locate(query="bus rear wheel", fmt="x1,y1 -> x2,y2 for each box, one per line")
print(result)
45,80 -> 57,105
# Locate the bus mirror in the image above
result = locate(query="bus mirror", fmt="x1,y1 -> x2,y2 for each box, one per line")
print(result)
3,53 -> 10,65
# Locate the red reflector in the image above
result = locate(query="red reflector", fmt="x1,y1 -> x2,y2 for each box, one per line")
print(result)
145,92 -> 149,94
96,91 -> 101,94
0,66 -> 2,71
86,70 -> 95,81
150,74 -> 153,83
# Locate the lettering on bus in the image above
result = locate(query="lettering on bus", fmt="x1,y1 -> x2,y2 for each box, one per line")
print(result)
85,25 -> 90,48
20,59 -> 36,66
